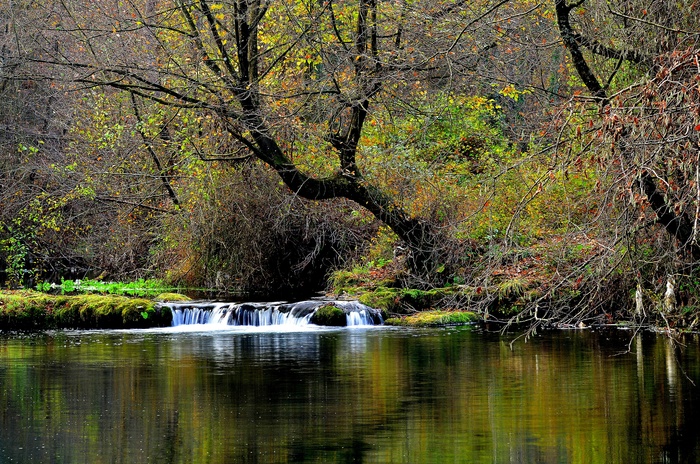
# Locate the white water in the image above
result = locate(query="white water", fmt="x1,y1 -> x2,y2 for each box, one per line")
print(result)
164,300 -> 383,328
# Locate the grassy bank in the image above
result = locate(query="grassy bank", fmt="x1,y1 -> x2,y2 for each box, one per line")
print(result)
0,290 -> 173,330
327,237 -> 700,333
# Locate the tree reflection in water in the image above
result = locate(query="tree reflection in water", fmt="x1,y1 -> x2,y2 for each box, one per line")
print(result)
0,328 -> 698,463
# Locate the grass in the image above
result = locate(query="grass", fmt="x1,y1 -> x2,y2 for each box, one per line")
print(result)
35,278 -> 182,298
497,277 -> 528,300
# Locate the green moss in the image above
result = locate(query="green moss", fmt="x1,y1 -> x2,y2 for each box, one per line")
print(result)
328,249 -> 399,293
354,285 -> 478,313
358,287 -> 402,312
310,304 -> 346,326
384,310 -> 478,327
0,291 -> 53,329
335,286 -> 366,297
0,290 -> 172,330
154,292 -> 192,302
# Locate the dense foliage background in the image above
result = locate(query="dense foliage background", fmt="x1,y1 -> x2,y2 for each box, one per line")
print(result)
1,0 -> 699,328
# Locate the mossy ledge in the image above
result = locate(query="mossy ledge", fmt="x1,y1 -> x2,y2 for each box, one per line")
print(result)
0,290 -> 172,330
355,286 -> 469,313
384,310 -> 478,327
154,292 -> 192,302
338,281 -> 541,321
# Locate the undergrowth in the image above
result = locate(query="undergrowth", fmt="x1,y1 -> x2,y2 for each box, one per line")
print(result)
35,278 -> 181,298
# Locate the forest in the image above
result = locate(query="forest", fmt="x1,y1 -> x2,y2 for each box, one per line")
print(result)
1,0 -> 700,331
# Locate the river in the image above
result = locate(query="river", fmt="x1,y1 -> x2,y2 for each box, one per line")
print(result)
1,325 -> 698,463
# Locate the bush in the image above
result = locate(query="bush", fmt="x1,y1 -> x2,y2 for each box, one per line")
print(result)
159,163 -> 376,298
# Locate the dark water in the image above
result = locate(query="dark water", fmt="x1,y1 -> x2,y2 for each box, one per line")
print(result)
0,326 -> 699,463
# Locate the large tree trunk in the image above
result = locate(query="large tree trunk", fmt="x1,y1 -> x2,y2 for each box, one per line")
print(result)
50,0 -> 448,277
243,116 -> 444,275
640,172 -> 700,260
227,0 -> 444,275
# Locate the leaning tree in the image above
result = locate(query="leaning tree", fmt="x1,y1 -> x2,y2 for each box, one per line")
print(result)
28,0 -> 520,274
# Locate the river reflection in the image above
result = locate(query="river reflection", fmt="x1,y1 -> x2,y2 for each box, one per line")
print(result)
0,327 -> 699,463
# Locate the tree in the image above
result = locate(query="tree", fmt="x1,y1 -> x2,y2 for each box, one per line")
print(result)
543,0 -> 700,323
29,0 -> 528,276
1,0 -> 186,285
554,0 -> 700,258
0,0 -> 81,285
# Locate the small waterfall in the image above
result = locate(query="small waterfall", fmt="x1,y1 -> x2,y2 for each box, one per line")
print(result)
162,300 -> 383,327
346,310 -> 373,326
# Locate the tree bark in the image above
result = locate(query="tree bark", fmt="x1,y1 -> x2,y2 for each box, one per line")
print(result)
226,0 -> 443,271
640,172 -> 700,260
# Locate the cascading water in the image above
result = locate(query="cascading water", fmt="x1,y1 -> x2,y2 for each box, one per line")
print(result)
162,300 -> 383,327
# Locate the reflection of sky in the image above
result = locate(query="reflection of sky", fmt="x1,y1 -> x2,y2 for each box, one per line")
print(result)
161,329 -> 381,367
59,325 -> 385,367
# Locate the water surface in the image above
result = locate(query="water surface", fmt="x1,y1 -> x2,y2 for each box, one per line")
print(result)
1,326 -> 698,463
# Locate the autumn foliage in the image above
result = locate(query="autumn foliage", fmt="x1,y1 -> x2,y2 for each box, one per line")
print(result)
1,0 -> 700,329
